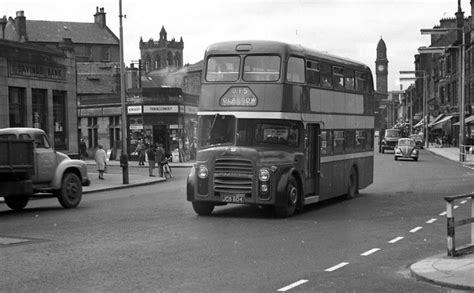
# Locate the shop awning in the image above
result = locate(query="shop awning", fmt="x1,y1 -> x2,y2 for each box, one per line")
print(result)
414,119 -> 424,128
428,114 -> 444,127
431,115 -> 454,127
453,115 -> 474,126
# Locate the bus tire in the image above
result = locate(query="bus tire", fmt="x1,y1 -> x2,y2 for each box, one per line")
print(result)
4,196 -> 29,210
274,176 -> 298,218
346,167 -> 358,199
56,173 -> 82,209
192,201 -> 215,216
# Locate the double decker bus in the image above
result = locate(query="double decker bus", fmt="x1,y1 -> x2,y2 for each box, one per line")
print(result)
187,40 -> 375,217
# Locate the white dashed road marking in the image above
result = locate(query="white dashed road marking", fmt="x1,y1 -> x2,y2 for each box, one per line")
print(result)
409,227 -> 423,233
439,211 -> 447,216
0,237 -> 31,245
277,280 -> 308,292
360,248 -> 380,256
388,236 -> 404,243
426,218 -> 437,224
324,262 -> 349,272
454,205 -> 459,209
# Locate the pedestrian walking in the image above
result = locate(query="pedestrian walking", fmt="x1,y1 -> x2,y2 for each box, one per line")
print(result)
146,144 -> 156,177
79,138 -> 87,160
94,145 -> 107,180
135,140 -> 145,166
155,144 -> 165,178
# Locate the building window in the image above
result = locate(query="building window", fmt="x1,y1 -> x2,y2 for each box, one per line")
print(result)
32,89 -> 48,132
102,46 -> 110,61
53,91 -> 67,149
109,116 -> 121,148
87,117 -> 98,148
9,87 -> 26,127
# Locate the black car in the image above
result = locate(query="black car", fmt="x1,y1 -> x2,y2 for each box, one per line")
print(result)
409,134 -> 424,149
380,129 -> 400,153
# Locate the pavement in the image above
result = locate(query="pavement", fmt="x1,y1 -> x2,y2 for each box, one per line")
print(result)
82,159 -> 194,194
409,146 -> 474,291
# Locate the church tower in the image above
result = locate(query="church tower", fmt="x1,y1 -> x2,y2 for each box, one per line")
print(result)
375,37 -> 388,93
139,26 -> 184,72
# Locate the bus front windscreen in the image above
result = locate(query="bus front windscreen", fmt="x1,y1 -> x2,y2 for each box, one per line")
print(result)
199,115 -> 236,147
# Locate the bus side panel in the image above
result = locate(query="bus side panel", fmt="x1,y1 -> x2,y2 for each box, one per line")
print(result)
319,162 -> 334,199
357,155 -> 374,189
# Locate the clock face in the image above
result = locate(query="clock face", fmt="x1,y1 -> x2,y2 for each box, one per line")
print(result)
378,65 -> 385,72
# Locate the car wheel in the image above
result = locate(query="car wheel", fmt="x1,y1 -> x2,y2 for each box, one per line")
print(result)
56,173 -> 82,208
345,167 -> 358,199
274,176 -> 298,218
192,201 -> 215,216
394,156 -> 398,161
4,196 -> 29,210
413,157 -> 418,162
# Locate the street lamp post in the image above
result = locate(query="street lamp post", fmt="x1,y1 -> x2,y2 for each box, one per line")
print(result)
419,27 -> 466,161
119,0 -> 129,184
400,70 -> 429,148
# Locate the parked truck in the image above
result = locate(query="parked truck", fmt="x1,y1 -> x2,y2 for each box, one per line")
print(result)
0,128 -> 90,210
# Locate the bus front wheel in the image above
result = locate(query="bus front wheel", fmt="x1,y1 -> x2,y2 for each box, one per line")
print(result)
192,201 -> 215,216
274,176 -> 298,218
346,167 -> 359,199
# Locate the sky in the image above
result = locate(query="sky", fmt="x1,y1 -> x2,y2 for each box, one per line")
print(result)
2,0 -> 469,91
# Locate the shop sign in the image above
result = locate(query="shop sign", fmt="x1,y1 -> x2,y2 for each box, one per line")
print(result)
80,108 -> 102,116
9,61 -> 66,80
169,124 -> 183,129
185,106 -> 198,114
220,87 -> 257,107
128,105 -> 142,114
129,125 -> 144,130
103,107 -> 121,115
144,105 -> 179,113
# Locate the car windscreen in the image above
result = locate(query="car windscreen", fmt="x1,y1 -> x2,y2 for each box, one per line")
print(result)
398,140 -> 415,147
385,130 -> 400,138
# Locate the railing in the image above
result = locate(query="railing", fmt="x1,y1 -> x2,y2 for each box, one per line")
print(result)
444,193 -> 474,256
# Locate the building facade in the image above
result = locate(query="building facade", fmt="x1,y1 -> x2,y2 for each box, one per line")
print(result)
0,39 -> 77,152
140,26 -> 184,72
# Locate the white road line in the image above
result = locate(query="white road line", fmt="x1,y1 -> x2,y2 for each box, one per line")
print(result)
439,211 -> 447,216
324,262 -> 349,272
426,218 -> 437,224
410,227 -> 423,233
360,248 -> 380,256
277,280 -> 308,292
460,200 -> 467,204
388,236 -> 404,243
454,205 -> 459,209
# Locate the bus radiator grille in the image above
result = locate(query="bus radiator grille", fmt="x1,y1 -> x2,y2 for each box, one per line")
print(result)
213,158 -> 253,193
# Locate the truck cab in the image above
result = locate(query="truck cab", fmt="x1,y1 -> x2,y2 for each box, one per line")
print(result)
0,128 -> 90,210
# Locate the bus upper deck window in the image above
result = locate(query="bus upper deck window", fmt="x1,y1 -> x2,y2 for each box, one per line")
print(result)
286,57 -> 305,84
243,55 -> 281,82
206,56 -> 240,82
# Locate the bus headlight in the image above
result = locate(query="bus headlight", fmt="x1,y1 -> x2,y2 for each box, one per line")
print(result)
258,168 -> 270,182
197,166 -> 208,179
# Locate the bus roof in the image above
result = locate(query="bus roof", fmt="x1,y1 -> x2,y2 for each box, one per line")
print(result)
205,40 -> 371,71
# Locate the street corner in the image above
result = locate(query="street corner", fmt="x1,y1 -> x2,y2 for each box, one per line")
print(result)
410,253 -> 474,291
83,172 -> 166,194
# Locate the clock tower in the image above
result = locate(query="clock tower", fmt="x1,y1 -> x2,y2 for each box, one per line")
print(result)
375,37 -> 388,93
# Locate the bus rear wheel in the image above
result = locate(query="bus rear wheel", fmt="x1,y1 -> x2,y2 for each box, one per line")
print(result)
346,167 -> 358,199
192,201 -> 215,216
274,176 -> 298,218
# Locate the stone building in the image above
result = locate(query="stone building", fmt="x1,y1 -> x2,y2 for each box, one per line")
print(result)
140,26 -> 184,72
413,0 -> 474,145
0,39 -> 77,152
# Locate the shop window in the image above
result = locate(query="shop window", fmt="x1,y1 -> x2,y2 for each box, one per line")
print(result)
109,116 -> 121,148
32,89 -> 48,132
87,117 -> 98,148
53,91 -> 67,149
9,87 -> 26,127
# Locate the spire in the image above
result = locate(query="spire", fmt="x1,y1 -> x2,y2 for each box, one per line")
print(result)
160,25 -> 167,41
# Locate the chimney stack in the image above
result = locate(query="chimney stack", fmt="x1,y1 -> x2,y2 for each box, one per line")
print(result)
15,11 -> 27,41
94,7 -> 106,28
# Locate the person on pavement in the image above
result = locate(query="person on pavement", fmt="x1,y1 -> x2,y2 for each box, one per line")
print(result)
146,144 -> 156,177
135,140 -> 145,166
155,143 -> 165,178
94,145 -> 107,180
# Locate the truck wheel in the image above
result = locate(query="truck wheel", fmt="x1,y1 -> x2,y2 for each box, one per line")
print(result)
192,201 -> 214,216
57,173 -> 82,208
4,196 -> 29,210
274,176 -> 298,218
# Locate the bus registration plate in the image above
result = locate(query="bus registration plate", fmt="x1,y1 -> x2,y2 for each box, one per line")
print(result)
222,193 -> 245,203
